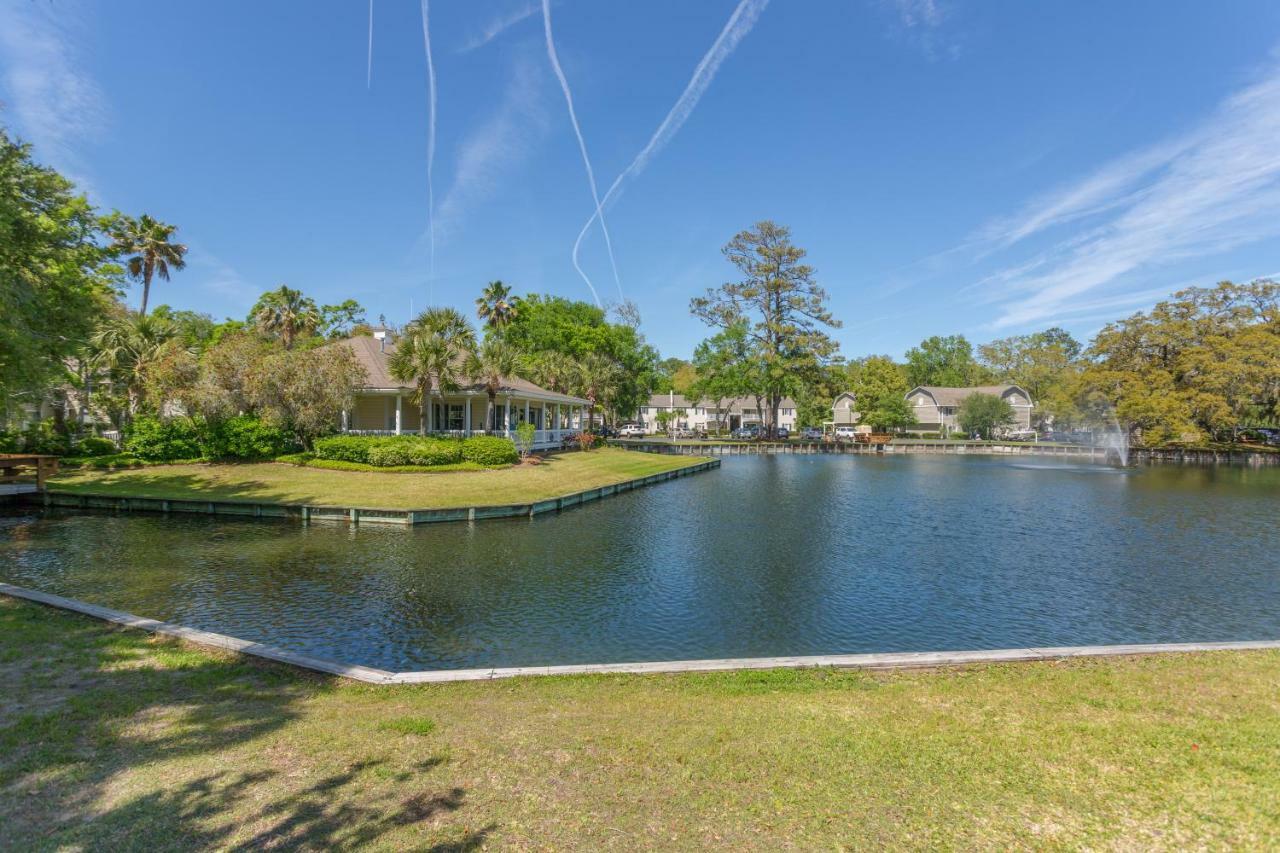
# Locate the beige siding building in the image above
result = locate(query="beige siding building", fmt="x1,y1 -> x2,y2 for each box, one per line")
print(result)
335,333 -> 591,451
904,384 -> 1034,434
637,392 -> 798,433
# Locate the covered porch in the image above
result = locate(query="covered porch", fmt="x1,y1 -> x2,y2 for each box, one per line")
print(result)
341,390 -> 590,451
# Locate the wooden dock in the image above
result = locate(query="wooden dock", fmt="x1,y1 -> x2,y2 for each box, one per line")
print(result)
0,454 -> 59,496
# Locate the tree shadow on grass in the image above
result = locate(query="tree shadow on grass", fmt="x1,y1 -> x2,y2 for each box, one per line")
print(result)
0,599 -> 492,850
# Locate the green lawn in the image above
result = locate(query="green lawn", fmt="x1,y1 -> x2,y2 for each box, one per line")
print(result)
47,448 -> 706,510
1,598 -> 1277,849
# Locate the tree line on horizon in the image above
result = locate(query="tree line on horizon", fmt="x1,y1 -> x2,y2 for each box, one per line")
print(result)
3,126 -> 1278,451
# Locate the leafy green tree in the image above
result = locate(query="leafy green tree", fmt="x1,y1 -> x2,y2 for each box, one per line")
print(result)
848,355 -> 908,410
465,338 -> 521,431
251,285 -> 322,349
149,306 -> 217,351
476,280 -> 519,331
904,335 -> 989,387
861,395 -> 917,433
1081,280 -> 1279,444
388,307 -> 477,434
654,357 -> 697,396
110,213 -> 187,317
690,221 -> 841,434
957,392 -> 1015,439
501,293 -> 659,420
688,322 -> 756,434
0,130 -> 119,413
320,299 -> 366,339
523,350 -> 581,396
243,344 -> 366,447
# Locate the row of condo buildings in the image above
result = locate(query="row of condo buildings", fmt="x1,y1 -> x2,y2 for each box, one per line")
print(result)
637,385 -> 1034,435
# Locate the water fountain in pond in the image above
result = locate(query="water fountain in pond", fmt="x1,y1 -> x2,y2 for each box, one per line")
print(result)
1099,413 -> 1131,466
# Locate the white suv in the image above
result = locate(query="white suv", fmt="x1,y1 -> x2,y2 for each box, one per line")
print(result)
833,426 -> 858,440
618,423 -> 647,437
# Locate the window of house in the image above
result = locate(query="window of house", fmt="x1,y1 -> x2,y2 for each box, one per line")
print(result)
447,404 -> 464,431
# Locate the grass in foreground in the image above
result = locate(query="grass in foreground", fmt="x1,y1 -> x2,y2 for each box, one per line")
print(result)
46,447 -> 706,509
2,597 -> 1277,850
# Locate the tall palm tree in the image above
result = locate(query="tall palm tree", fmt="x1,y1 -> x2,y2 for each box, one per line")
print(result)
388,307 -> 476,434
88,313 -> 181,417
575,352 -> 622,429
253,285 -> 322,349
475,280 -> 519,331
464,339 -> 521,432
111,214 -> 188,317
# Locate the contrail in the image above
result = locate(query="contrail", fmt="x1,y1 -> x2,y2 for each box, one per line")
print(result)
367,0 -> 373,88
541,0 -> 618,307
421,0 -> 438,283
572,0 -> 768,277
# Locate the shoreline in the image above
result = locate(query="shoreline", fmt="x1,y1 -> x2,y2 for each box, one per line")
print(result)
4,582 -> 1277,684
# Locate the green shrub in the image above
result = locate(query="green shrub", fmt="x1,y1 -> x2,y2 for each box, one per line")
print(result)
124,417 -> 203,461
312,435 -> 374,464
0,430 -> 18,453
19,420 -> 71,455
205,416 -> 298,460
406,438 -> 463,466
75,436 -> 117,457
461,435 -> 518,466
313,434 -> 466,467
366,443 -> 414,467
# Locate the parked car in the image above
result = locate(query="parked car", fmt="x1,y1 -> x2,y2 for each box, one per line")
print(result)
591,425 -> 619,439
773,427 -> 790,440
833,425 -> 858,441
617,423 -> 646,438
731,426 -> 761,440
673,427 -> 698,439
800,427 -> 824,441
1003,428 -> 1037,442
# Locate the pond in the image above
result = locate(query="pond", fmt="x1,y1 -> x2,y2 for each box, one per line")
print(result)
2,455 -> 1278,671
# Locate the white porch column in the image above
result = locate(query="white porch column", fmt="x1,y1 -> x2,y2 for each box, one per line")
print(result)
463,395 -> 472,434
555,403 -> 561,432
395,395 -> 402,435
524,399 -> 530,425
341,408 -> 349,432
504,397 -> 511,435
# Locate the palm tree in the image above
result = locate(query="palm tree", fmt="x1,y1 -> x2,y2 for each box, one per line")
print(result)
475,280 -> 519,331
111,214 -> 188,317
388,307 -> 476,434
88,313 -> 181,417
523,350 -> 579,395
464,339 -> 521,432
253,285 -> 322,349
575,352 -> 622,429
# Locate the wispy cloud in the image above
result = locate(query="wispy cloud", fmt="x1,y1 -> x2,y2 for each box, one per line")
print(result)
541,0 -> 620,306
436,56 -> 549,237
571,0 -> 769,280
419,0 -> 438,280
458,1 -> 539,54
882,0 -> 959,61
367,0 -> 374,88
0,1 -> 106,191
974,56 -> 1280,329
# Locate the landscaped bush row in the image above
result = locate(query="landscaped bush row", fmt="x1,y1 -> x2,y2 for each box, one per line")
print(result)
123,416 -> 299,462
311,434 -> 517,468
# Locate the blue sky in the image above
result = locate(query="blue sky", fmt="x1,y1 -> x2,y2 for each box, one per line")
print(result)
3,0 -> 1280,360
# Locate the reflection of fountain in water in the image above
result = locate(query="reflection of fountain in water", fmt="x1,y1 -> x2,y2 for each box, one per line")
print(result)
1099,413 -> 1130,466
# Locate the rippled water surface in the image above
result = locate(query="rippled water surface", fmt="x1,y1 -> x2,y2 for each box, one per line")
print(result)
2,455 -> 1278,670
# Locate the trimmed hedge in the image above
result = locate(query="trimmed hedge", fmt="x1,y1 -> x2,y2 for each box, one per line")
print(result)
311,434 -> 476,468
462,435 -> 519,466
204,416 -> 298,460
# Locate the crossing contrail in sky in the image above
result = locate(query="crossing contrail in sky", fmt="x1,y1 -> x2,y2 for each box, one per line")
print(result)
420,0 -> 438,283
367,0 -> 373,88
571,0 -> 768,279
541,0 -> 619,307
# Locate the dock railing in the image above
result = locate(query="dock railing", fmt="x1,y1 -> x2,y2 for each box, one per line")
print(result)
0,454 -> 60,494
